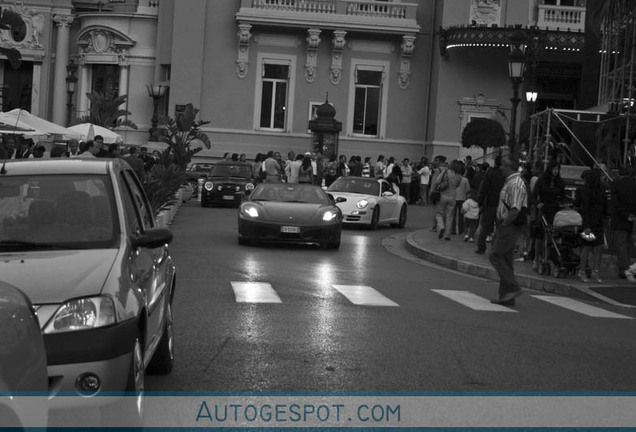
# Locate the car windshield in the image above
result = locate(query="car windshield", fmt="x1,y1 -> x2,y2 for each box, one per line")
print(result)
327,177 -> 380,196
0,174 -> 117,251
189,163 -> 212,172
211,164 -> 252,178
251,184 -> 328,205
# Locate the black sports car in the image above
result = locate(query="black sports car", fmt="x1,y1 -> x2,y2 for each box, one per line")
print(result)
238,183 -> 343,249
201,161 -> 255,207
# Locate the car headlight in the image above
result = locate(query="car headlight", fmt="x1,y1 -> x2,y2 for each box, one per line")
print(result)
322,210 -> 338,222
245,183 -> 255,191
356,199 -> 369,209
204,181 -> 214,191
243,206 -> 259,218
44,296 -> 116,334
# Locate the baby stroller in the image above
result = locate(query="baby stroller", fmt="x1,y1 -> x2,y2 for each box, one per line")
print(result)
536,207 -> 583,278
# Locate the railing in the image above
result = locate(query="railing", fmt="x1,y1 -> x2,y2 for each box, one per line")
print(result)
249,0 -> 336,13
243,0 -> 416,20
537,4 -> 585,31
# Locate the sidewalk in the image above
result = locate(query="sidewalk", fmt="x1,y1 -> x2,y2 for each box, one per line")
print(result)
404,205 -> 636,308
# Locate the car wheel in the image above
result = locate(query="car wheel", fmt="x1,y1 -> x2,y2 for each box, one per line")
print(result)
369,207 -> 380,230
238,236 -> 250,246
392,205 -> 407,228
147,303 -> 174,375
100,337 -> 144,426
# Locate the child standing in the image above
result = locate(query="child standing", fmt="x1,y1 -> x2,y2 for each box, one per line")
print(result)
461,190 -> 480,242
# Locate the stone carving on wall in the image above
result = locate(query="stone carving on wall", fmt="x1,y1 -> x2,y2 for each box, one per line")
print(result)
305,28 -> 321,83
83,30 -> 116,54
77,26 -> 136,65
236,23 -> 252,79
398,34 -> 415,90
469,0 -> 501,26
330,30 -> 346,85
0,4 -> 46,50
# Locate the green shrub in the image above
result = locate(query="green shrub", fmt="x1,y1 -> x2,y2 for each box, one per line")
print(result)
143,164 -> 187,216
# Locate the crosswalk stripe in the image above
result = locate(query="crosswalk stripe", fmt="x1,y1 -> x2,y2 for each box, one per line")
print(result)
332,285 -> 399,306
432,290 -> 518,312
231,282 -> 282,303
531,295 -> 634,319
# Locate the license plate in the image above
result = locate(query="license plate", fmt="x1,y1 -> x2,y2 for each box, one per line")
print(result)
281,226 -> 300,233
223,195 -> 235,200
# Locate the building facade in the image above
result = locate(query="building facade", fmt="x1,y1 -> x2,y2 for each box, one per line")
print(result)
0,0 -> 588,163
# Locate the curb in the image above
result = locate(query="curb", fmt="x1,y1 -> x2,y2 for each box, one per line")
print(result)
404,231 -> 633,307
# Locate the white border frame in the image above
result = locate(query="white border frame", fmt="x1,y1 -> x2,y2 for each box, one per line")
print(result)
253,53 -> 297,133
346,58 -> 390,139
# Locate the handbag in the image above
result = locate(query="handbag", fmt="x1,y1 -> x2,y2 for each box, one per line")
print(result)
429,170 -> 447,204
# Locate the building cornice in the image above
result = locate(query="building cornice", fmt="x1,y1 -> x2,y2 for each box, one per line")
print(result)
439,25 -> 585,57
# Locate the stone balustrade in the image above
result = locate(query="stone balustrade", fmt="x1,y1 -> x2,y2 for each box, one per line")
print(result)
537,4 -> 585,32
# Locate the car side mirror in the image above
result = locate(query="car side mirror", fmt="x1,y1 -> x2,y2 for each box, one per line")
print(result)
132,227 -> 173,249
382,191 -> 394,197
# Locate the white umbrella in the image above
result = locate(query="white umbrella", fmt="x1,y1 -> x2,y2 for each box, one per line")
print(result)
67,123 -> 122,143
0,109 -> 81,139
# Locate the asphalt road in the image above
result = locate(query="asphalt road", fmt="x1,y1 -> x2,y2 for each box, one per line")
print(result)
146,200 -> 636,392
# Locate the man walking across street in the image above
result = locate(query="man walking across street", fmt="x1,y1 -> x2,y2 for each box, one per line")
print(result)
475,156 -> 505,254
489,154 -> 528,305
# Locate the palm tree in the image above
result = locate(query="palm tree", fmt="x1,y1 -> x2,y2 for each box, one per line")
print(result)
78,91 -> 138,130
157,104 -> 211,170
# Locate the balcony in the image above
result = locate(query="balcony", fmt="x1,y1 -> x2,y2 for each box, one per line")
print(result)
537,0 -> 586,32
236,0 -> 420,35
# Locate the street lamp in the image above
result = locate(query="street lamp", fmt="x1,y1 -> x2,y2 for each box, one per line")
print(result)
146,83 -> 166,141
65,59 -> 78,126
507,27 -> 527,157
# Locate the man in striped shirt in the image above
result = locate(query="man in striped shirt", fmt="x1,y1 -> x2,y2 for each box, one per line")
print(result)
489,154 -> 528,306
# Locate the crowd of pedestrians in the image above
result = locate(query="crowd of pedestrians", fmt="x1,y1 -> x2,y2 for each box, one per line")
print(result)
0,134 -> 162,183
249,150 -> 437,206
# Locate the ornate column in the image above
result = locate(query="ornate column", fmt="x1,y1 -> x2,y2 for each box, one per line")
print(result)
305,29 -> 321,83
52,14 -> 74,125
118,51 -> 130,113
30,59 -> 42,116
77,56 -> 90,118
236,23 -> 252,79
398,34 -> 416,90
330,30 -> 346,85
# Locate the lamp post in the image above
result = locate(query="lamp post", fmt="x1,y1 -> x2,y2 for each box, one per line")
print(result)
146,84 -> 166,141
65,59 -> 78,126
507,28 -> 527,157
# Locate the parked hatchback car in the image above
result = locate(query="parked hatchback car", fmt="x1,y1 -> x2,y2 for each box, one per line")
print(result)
201,161 -> 255,207
0,281 -> 48,429
0,159 -> 176,425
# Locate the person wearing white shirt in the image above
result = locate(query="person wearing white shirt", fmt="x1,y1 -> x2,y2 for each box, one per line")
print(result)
285,154 -> 303,184
418,160 -> 431,205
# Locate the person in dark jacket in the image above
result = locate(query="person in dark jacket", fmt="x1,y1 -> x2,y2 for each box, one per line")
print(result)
610,165 -> 636,280
475,155 -> 505,254
532,160 -> 565,271
577,169 -> 608,283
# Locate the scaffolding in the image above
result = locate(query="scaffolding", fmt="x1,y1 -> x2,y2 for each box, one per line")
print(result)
526,108 -> 634,180
596,0 -> 636,167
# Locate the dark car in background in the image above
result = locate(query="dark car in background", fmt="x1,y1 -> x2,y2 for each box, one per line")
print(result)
201,161 -> 255,207
186,162 -> 214,198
